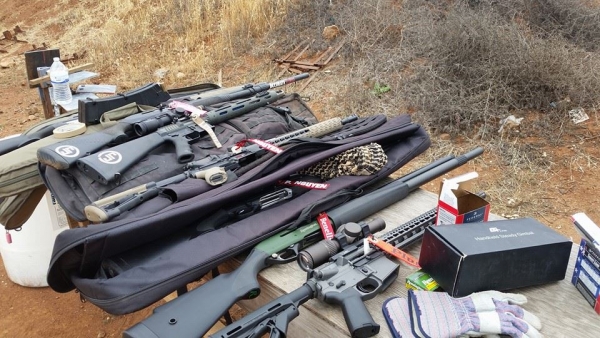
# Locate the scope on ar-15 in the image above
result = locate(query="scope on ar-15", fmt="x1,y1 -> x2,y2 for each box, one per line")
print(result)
133,113 -> 180,136
297,218 -> 386,271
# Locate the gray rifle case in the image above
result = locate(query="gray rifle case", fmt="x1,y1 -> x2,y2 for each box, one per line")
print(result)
44,95 -> 431,315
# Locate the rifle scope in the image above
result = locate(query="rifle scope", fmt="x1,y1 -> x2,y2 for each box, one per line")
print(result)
297,218 -> 386,271
133,113 -> 178,136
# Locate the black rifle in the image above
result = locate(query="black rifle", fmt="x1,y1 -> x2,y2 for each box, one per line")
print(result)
75,90 -> 285,185
83,116 -> 358,223
37,73 -> 309,170
0,115 -> 79,156
210,223 -> 398,338
121,147 -> 484,337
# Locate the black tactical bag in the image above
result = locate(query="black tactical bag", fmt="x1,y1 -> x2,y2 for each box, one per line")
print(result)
44,94 -> 431,315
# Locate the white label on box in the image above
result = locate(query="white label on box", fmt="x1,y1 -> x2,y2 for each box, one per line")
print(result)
47,193 -> 69,231
579,271 -> 599,296
582,258 -> 600,285
437,207 -> 457,225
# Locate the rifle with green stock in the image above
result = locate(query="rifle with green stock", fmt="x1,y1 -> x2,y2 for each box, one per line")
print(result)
209,220 -> 398,338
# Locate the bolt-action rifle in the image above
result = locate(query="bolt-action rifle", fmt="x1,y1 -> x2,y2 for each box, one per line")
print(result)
121,147 -> 484,338
83,116 -> 359,223
75,90 -> 285,185
37,73 -> 309,170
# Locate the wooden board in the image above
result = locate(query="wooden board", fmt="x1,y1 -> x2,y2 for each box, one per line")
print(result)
24,49 -> 60,88
28,63 -> 95,86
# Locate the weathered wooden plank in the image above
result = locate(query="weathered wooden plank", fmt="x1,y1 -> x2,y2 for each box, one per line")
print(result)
277,61 -> 321,70
24,49 -> 60,88
319,40 -> 345,66
28,62 -> 95,86
277,39 -> 314,78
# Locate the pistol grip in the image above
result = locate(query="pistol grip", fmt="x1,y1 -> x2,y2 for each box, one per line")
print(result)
172,137 -> 194,163
326,288 -> 380,338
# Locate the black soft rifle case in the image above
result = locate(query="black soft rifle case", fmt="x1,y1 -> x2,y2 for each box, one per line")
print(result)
46,111 -> 430,315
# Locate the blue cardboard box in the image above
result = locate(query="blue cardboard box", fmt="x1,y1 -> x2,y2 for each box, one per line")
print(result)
572,238 -> 600,315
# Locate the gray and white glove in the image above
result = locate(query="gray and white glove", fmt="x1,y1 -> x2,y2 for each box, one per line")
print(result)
382,290 -> 542,338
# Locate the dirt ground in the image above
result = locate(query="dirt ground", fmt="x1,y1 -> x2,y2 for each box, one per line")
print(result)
1,3 -> 600,338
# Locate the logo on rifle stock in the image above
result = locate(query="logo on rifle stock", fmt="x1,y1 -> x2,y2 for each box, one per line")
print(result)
55,145 -> 80,158
97,150 -> 122,164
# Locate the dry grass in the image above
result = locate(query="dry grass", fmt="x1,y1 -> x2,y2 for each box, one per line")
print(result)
391,137 -> 552,217
25,0 -> 293,88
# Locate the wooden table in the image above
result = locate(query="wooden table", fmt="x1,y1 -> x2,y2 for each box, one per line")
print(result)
227,189 -> 600,338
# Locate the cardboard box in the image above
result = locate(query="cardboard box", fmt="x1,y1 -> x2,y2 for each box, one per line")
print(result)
436,172 -> 490,225
571,212 -> 600,258
419,218 -> 572,297
572,238 -> 600,315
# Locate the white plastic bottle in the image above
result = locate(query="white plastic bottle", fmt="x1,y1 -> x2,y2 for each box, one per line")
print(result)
49,57 -> 73,105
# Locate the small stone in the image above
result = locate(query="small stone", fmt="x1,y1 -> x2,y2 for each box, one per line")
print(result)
439,133 -> 451,140
322,25 -> 340,40
154,68 -> 169,79
176,72 -> 185,79
0,61 -> 10,69
29,106 -> 40,114
506,198 -> 522,208
28,115 -> 36,121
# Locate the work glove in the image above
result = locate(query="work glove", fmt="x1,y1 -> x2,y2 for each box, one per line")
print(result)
382,290 -> 542,338
381,297 -> 485,338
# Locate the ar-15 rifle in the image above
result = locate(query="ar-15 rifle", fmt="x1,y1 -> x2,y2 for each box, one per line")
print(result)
37,73 -> 309,170
84,116 -> 358,223
210,224 -> 399,338
121,147 -> 484,337
75,90 -> 285,185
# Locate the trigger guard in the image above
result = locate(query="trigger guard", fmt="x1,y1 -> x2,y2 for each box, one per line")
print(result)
265,246 -> 299,265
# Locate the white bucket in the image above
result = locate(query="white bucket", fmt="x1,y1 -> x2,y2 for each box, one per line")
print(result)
0,191 -> 69,287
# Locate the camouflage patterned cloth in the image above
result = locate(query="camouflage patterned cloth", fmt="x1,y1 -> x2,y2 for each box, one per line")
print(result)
299,142 -> 387,180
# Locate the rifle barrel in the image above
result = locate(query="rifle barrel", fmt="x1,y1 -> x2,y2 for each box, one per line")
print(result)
326,147 -> 484,227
